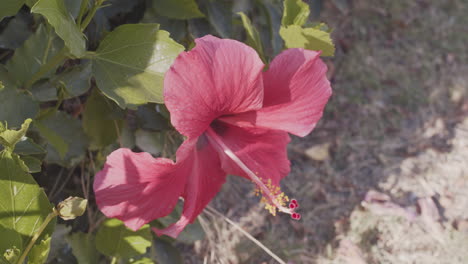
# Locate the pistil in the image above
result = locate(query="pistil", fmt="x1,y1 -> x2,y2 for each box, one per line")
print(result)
205,127 -> 300,219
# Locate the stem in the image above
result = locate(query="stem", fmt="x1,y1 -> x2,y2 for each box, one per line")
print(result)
80,0 -> 105,32
16,210 -> 58,264
77,0 -> 90,27
110,257 -> 118,264
24,47 -> 67,89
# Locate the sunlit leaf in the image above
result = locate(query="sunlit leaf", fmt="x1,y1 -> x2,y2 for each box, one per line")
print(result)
0,226 -> 22,264
0,142 -> 55,249
153,0 -> 205,19
282,0 -> 310,26
280,25 -> 335,56
28,237 -> 51,264
0,119 -> 32,150
95,219 -> 152,258
31,0 -> 86,57
92,24 -> 184,108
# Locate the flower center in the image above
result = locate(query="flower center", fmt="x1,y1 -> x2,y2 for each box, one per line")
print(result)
205,127 -> 301,220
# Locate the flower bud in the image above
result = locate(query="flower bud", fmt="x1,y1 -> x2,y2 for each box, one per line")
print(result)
56,197 -> 87,220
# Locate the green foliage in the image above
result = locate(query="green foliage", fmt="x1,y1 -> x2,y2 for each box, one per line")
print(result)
91,24 -> 184,108
31,0 -> 86,57
67,232 -> 99,264
83,89 -> 123,150
0,119 -> 32,150
0,0 -> 26,21
36,111 -> 88,166
32,63 -> 92,102
95,219 -> 152,258
238,12 -> 265,61
153,239 -> 183,264
280,25 -> 335,56
5,24 -> 63,87
28,237 -> 51,264
0,120 -> 56,250
153,0 -> 205,19
0,226 -> 22,264
282,0 -> 310,26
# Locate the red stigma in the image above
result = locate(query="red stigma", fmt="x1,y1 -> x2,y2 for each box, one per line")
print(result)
291,213 -> 301,220
289,203 -> 297,209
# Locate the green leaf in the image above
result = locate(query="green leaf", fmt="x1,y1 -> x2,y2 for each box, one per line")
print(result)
238,12 -> 265,61
130,257 -> 155,264
92,24 -> 184,108
0,84 -> 39,129
154,203 -> 205,244
32,63 -> 92,102
14,139 -> 46,156
0,0 -> 26,21
35,111 -> 88,166
135,130 -> 165,156
152,239 -> 183,264
67,232 -> 99,264
153,0 -> 205,19
21,156 -> 42,173
0,226 -> 22,264
5,24 -> 64,87
28,237 -> 51,264
0,119 -> 32,150
95,219 -> 152,258
0,12 -> 33,50
282,0 -> 310,26
82,89 -> 123,150
136,105 -> 170,131
279,25 -> 335,56
204,0 -> 232,38
2,247 -> 20,264
0,151 -> 55,249
31,0 -> 86,57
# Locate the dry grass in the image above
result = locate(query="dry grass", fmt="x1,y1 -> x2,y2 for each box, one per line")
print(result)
182,0 -> 468,263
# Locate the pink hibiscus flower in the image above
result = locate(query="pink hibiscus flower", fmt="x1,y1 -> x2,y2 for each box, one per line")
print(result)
93,35 -> 332,238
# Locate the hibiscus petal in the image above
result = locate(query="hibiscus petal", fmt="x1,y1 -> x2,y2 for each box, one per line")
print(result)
153,137 -> 227,238
94,148 -> 185,231
164,35 -> 265,138
210,121 -> 290,187
219,48 -> 332,137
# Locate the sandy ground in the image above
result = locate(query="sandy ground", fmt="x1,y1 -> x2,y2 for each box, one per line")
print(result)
187,0 -> 468,263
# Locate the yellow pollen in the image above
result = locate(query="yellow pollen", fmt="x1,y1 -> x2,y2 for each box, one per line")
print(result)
254,178 -> 290,216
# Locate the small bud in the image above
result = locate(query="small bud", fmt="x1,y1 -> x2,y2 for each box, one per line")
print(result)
56,197 -> 87,220
4,247 -> 20,263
